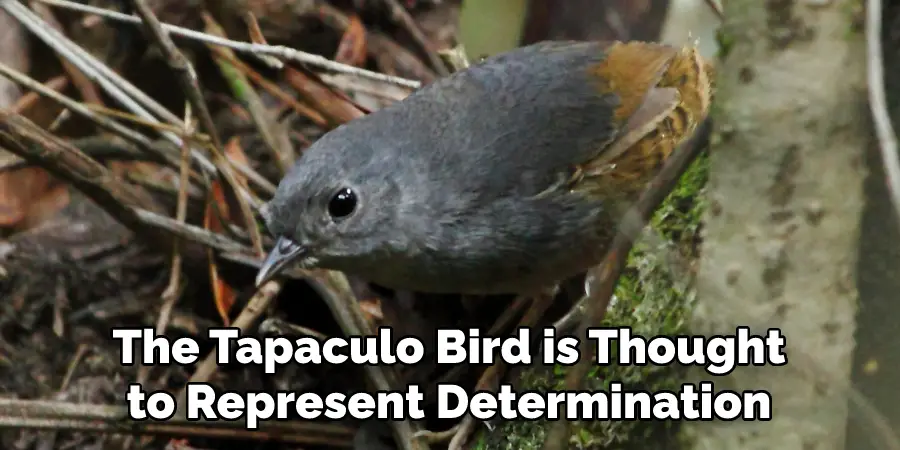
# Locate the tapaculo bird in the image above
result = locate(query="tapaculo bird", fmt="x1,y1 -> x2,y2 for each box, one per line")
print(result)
256,40 -> 712,294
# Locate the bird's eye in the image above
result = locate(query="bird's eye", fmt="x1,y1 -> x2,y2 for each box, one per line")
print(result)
328,187 -> 357,219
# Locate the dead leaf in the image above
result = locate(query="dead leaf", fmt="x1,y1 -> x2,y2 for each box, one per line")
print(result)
0,167 -> 70,231
334,15 -> 367,67
203,137 -> 251,325
283,67 -> 365,127
359,297 -> 384,323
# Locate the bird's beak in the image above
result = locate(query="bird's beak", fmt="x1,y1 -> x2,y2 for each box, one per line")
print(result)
255,236 -> 306,287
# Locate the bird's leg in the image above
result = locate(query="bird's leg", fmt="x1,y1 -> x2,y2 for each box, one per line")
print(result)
445,286 -> 559,450
309,270 -> 429,450
413,294 -> 538,447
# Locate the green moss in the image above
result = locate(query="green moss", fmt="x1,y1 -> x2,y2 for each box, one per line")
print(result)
480,153 -> 709,450
715,28 -> 735,60
839,0 -> 865,37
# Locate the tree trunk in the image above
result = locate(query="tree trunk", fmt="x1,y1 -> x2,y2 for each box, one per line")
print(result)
687,1 -> 867,449
847,2 -> 900,448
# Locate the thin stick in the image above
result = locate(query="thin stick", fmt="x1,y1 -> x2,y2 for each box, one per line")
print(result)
139,106 -> 195,386
866,0 -> 900,228
4,0 -> 264,211
36,0 -> 422,89
203,12 -> 293,174
133,208 -> 248,254
0,60 -> 175,167
0,0 -> 217,174
210,47 -> 329,127
30,0 -> 104,106
10,75 -> 68,113
379,0 -> 448,76
176,280 -> 282,414
240,11 -> 283,68
0,111 -> 259,263
703,0 -> 724,20
5,0 -> 179,125
0,398 -> 355,447
0,110 -> 165,234
127,0 -> 264,256
59,344 -> 88,391
83,103 -> 211,138
126,0 -> 220,148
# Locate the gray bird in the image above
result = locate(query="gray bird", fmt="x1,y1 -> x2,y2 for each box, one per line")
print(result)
255,40 -> 712,294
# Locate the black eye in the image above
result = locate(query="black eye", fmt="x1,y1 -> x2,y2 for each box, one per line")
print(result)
328,187 -> 357,219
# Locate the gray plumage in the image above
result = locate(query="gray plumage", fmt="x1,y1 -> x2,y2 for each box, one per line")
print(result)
261,41 -> 631,294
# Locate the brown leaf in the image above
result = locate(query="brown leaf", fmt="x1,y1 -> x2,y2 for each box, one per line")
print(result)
334,15 -> 368,67
203,137 -> 251,325
283,67 -> 365,127
314,3 -> 437,83
204,182 -> 236,325
359,297 -> 384,323
0,167 -> 70,231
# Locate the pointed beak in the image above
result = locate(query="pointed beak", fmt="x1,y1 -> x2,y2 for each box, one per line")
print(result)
255,236 -> 306,287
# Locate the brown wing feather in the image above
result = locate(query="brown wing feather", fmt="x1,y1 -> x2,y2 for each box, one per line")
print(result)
588,41 -> 680,123
576,44 -> 714,203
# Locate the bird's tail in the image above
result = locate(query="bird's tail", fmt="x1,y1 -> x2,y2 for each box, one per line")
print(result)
658,45 -> 714,160
580,43 -> 714,201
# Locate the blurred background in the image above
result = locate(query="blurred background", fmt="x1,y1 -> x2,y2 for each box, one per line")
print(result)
458,0 -> 719,59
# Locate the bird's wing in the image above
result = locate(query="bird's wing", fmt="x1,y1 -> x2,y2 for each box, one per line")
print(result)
597,86 -> 680,166
584,41 -> 682,166
376,41 -> 683,199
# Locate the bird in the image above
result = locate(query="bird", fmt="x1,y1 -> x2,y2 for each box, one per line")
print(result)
255,40 -> 712,295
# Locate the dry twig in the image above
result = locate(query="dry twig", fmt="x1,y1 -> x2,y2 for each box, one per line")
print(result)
0,110 -> 165,233
177,280 -> 282,399
378,0 -> 449,76
0,111 -> 265,269
138,106 -> 196,386
127,0 -> 264,257
203,12 -> 294,174
9,75 -> 68,113
35,0 -> 422,88
0,61 -> 175,167
1,0 -> 217,174
0,398 -> 355,447
703,0 -> 724,20
30,0 -> 104,106
209,47 -> 329,127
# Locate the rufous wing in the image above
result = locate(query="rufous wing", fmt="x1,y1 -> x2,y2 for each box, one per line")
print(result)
578,43 -> 713,200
